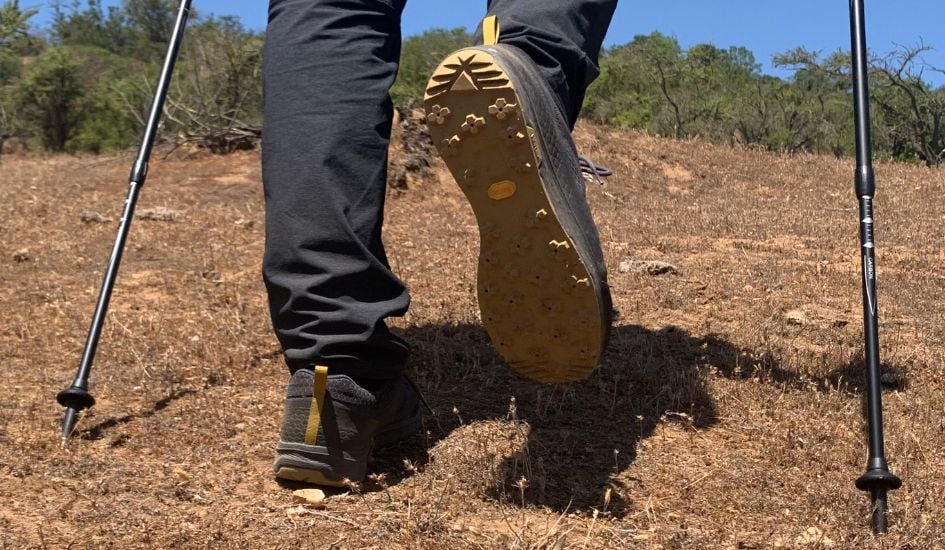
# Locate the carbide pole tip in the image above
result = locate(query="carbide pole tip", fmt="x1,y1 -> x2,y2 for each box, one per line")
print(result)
871,488 -> 889,535
60,406 -> 79,445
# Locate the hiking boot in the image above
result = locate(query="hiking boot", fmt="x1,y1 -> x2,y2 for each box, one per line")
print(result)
273,367 -> 421,487
424,36 -> 612,383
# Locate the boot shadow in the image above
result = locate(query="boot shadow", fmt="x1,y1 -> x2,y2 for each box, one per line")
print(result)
372,322 -> 879,516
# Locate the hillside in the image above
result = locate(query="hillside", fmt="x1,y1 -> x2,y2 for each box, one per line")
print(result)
1,121 -> 943,548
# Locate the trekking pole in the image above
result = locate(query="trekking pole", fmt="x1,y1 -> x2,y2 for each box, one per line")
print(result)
56,0 -> 194,447
848,0 -> 901,534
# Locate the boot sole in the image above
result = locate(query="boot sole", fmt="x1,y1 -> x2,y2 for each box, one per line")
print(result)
424,47 -> 605,383
274,441 -> 364,488
274,414 -> 420,487
275,466 -> 349,487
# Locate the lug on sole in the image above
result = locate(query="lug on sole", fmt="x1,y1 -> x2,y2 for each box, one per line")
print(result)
425,49 -> 602,384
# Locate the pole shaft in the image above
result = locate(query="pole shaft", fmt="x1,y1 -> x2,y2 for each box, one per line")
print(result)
67,0 -> 192,390
850,0 -> 886,466
130,0 -> 193,184
849,0 -> 900,534
850,0 -> 874,195
858,196 -> 887,463
70,181 -> 142,387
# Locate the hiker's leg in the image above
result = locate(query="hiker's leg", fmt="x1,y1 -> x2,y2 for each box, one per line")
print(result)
483,0 -> 617,127
262,0 -> 409,380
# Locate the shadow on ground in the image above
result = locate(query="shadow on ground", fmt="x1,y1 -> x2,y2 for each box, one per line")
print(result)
78,388 -> 198,442
369,322 -> 880,517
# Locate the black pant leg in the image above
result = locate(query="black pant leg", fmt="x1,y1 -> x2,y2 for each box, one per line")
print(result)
483,0 -> 618,127
262,0 -> 410,379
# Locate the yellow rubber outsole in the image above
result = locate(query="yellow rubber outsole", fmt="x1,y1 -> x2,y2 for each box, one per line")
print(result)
424,48 -> 602,383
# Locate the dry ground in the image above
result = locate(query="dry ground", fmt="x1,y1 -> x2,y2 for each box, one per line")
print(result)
1,121 -> 944,548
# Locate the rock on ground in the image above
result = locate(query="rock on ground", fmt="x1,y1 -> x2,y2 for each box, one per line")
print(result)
136,207 -> 182,222
618,259 -> 679,276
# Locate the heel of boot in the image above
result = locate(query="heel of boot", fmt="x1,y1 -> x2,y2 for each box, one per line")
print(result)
274,441 -> 367,487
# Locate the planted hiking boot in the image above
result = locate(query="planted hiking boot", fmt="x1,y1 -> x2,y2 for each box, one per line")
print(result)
274,367 -> 421,487
424,33 -> 612,383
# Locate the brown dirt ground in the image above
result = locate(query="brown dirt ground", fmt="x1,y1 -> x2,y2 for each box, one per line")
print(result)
1,121 -> 944,548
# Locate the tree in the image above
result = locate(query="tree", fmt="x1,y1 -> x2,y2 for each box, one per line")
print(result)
764,48 -> 852,155
583,32 -> 680,132
124,0 -> 176,45
871,44 -> 945,166
391,28 -> 472,108
159,16 -> 264,152
0,85 -> 18,156
0,0 -> 35,48
0,1 -> 37,156
771,45 -> 945,164
51,0 -> 131,53
676,43 -> 759,142
635,32 -> 686,138
16,48 -> 84,150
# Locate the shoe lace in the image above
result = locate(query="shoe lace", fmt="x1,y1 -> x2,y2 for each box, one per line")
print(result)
578,154 -> 612,185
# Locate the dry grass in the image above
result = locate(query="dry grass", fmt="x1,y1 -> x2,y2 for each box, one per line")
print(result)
1,120 -> 943,548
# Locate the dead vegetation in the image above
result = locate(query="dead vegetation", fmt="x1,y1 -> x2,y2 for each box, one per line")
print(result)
1,120 -> 944,548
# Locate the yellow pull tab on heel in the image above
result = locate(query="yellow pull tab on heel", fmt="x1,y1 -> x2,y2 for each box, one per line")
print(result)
304,366 -> 329,445
482,15 -> 500,46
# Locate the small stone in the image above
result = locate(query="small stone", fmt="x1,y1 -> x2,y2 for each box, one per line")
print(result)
292,488 -> 326,507
785,309 -> 808,326
12,248 -> 32,263
618,260 -> 679,276
285,505 -> 308,517
80,211 -> 110,224
881,372 -> 902,387
136,207 -> 181,222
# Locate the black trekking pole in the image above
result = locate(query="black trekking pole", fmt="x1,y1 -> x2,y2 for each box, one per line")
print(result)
847,0 -> 901,535
56,0 -> 193,447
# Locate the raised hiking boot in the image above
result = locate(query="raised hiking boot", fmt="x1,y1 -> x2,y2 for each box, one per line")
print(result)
274,367 -> 421,487
424,22 -> 612,384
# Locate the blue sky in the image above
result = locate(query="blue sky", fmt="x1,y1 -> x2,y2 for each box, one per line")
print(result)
31,0 -> 945,84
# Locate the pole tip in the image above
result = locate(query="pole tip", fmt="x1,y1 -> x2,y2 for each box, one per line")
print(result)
60,406 -> 80,445
57,386 -> 93,445
856,468 -> 900,535
870,488 -> 889,535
